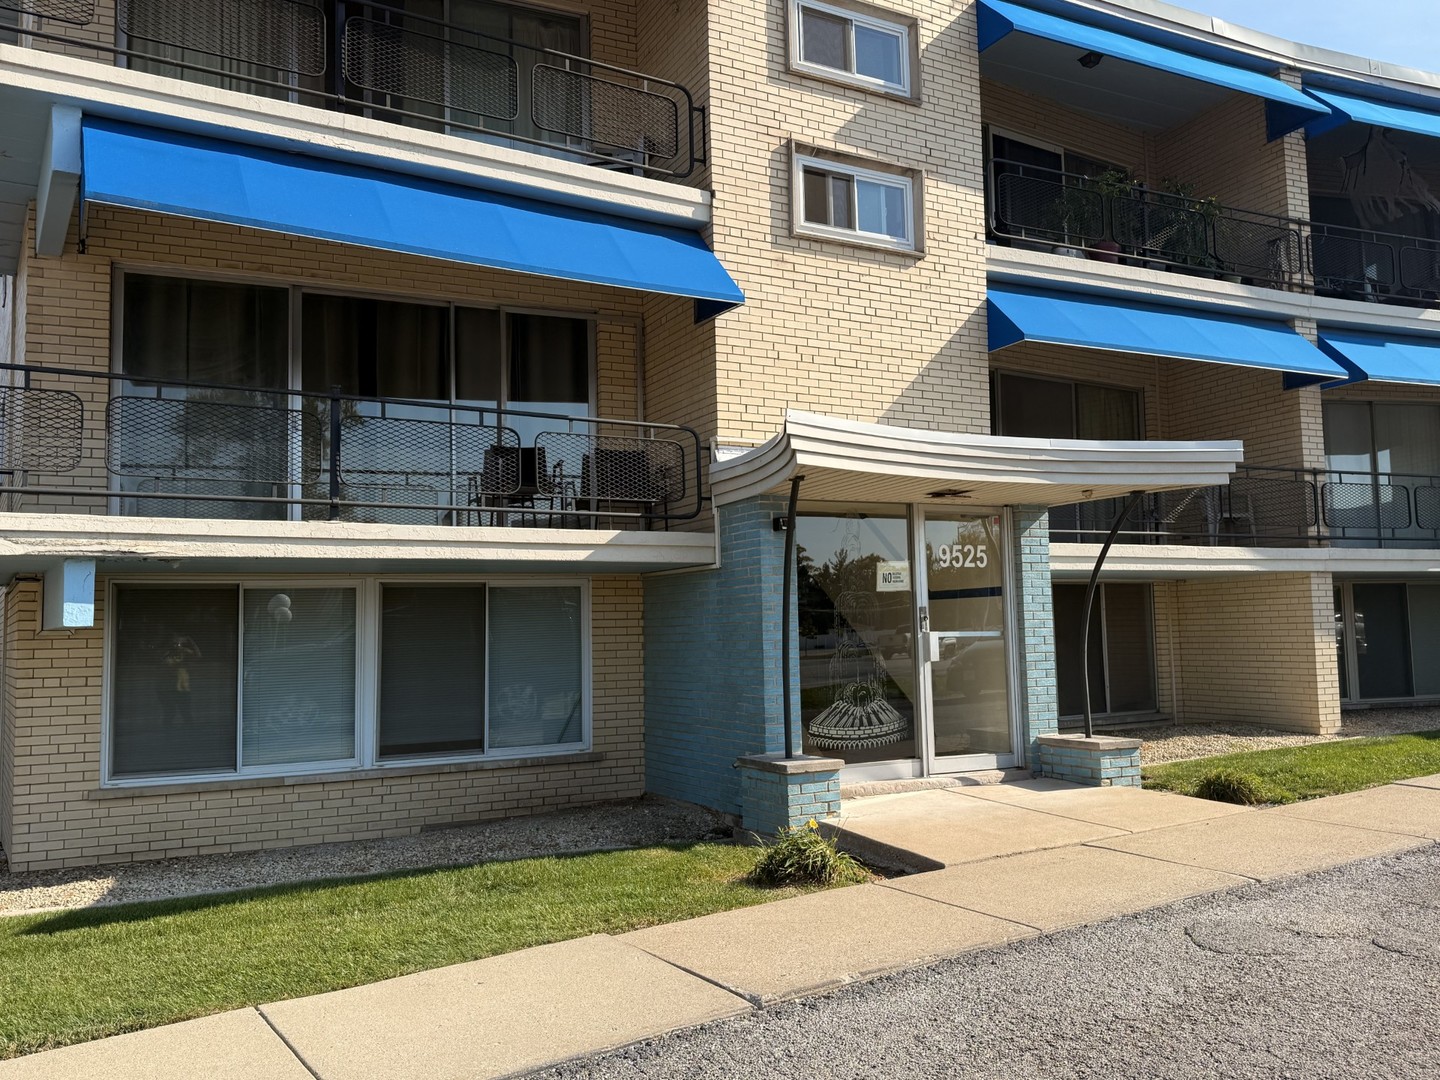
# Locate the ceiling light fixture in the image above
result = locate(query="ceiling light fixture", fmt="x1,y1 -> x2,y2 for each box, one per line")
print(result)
1078,50 -> 1105,69
926,488 -> 973,499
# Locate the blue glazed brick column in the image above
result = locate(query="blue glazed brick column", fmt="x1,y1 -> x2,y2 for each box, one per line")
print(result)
1037,734 -> 1142,787
735,753 -> 843,839
1012,506 -> 1058,770
644,495 -> 798,818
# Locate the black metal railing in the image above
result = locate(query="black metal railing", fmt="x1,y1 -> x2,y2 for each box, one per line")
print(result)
0,362 -> 703,529
14,0 -> 705,178
989,159 -> 1440,309
1051,463 -> 1440,549
990,161 -> 1303,287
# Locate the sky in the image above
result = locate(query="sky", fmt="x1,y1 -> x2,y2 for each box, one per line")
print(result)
1178,0 -> 1436,72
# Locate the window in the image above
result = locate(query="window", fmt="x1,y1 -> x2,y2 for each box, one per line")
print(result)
109,583 -> 359,780
1053,583 -> 1156,719
115,272 -> 596,524
108,577 -> 590,783
794,154 -> 915,250
991,372 -> 1141,441
791,0 -> 911,96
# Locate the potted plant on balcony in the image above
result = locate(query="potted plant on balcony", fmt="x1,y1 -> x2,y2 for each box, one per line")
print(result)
1042,183 -> 1102,259
1155,178 -> 1223,277
1087,168 -> 1139,262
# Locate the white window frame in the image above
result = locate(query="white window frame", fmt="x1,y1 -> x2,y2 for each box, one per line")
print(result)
792,152 -> 917,252
789,0 -> 912,97
101,574 -> 593,787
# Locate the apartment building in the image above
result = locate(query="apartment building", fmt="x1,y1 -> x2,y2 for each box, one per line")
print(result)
0,0 -> 1429,871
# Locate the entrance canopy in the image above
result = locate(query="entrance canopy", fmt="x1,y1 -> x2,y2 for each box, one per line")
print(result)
79,118 -> 745,315
988,284 -> 1349,388
710,411 -> 1243,508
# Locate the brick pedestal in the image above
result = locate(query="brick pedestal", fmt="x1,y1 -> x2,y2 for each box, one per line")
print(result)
1036,734 -> 1142,787
735,753 -> 843,839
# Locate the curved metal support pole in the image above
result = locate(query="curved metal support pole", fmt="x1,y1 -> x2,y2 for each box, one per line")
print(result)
781,475 -> 804,758
1081,490 -> 1145,738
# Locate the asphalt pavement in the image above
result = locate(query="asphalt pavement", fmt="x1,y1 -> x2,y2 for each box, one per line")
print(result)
536,846 -> 1440,1080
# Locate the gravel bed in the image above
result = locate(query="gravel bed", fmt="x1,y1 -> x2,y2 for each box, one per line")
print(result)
1132,704 -> 1440,765
0,797 -> 730,917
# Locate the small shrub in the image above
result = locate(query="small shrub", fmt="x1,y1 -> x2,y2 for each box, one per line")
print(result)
1193,769 -> 1268,806
748,820 -> 866,888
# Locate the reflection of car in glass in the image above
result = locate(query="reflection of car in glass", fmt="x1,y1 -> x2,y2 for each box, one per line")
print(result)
937,638 -> 1006,699
877,628 -> 912,658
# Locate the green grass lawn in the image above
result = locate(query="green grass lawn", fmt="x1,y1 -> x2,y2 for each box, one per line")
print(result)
0,842 -> 815,1060
1143,729 -> 1440,804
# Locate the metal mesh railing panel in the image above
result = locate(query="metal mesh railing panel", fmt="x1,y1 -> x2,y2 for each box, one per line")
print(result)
1416,486 -> 1440,531
0,0 -> 93,24
1110,197 -> 1209,265
107,396 -> 320,482
1310,231 -> 1397,291
341,17 -> 518,121
1399,243 -> 1440,295
118,0 -> 327,76
0,386 -> 84,473
531,65 -> 680,159
300,479 -> 460,524
1226,475 -> 1317,536
535,432 -> 685,502
332,415 -> 521,495
1323,481 -> 1411,530
991,173 -> 1105,245
1213,215 -> 1302,283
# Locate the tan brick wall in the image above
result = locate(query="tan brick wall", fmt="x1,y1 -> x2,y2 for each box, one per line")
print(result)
1152,93 -> 1294,218
0,587 -> 12,857
1169,571 -> 1340,733
2,574 -> 646,872
982,78 -> 1147,177
1162,362 -> 1314,470
705,0 -> 990,443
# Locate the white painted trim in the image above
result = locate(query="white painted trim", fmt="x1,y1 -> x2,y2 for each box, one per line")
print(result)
1050,541 -> 1440,580
710,410 -> 1243,508
34,103 -> 81,257
792,152 -> 917,252
0,44 -> 711,230
987,247 -> 1440,338
789,0 -> 912,97
0,513 -> 717,574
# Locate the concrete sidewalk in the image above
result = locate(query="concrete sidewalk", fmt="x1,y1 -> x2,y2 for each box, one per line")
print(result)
4,777 -> 1439,1080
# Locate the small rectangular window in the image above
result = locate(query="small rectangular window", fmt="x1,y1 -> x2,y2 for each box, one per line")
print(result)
796,155 -> 915,250
792,0 -> 911,96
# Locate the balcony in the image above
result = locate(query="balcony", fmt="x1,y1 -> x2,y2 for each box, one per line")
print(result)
1052,464 -> 1440,550
988,160 -> 1440,311
0,362 -> 703,530
8,0 -> 705,180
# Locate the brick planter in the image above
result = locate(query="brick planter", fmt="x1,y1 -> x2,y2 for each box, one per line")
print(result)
734,753 -> 843,839
1036,733 -> 1142,787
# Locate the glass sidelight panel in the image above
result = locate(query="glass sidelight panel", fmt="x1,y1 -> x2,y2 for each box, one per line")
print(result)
797,511 -> 917,766
923,513 -> 1011,759
1408,584 -> 1440,698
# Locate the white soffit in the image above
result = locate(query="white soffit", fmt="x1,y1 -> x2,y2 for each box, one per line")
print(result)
710,411 -> 1243,508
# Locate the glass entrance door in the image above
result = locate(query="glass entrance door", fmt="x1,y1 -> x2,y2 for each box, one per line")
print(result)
917,510 -> 1016,771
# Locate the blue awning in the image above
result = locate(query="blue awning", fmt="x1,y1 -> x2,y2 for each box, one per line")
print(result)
1318,329 -> 1440,387
988,284 -> 1349,386
976,0 -> 1329,139
1303,86 -> 1440,142
80,118 -> 744,317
